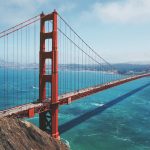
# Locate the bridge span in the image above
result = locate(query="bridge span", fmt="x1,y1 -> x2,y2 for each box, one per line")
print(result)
0,73 -> 149,118
0,10 -> 150,139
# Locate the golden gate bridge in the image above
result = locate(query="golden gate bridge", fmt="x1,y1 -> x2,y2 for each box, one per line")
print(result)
0,10 -> 149,139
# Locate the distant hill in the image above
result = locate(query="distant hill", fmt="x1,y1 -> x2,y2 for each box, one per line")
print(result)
113,63 -> 150,74
123,61 -> 150,65
0,58 -> 149,75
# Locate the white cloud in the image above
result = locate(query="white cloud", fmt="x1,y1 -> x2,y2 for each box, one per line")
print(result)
0,0 -> 75,27
0,0 -> 46,25
58,3 -> 76,13
87,0 -> 150,23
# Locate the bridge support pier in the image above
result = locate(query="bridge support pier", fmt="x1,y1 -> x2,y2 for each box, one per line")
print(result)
39,10 -> 59,139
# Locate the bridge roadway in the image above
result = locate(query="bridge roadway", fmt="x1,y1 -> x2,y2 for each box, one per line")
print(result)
0,73 -> 150,118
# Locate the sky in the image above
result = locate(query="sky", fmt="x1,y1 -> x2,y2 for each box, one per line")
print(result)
0,0 -> 150,63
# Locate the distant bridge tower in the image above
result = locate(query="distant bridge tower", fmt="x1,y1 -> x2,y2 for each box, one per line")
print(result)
39,10 -> 59,139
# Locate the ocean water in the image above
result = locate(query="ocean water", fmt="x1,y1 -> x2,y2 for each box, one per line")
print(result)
0,69 -> 150,150
58,77 -> 150,150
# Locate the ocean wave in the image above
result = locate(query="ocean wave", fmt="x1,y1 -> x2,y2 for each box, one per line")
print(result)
32,86 -> 39,89
91,102 -> 104,107
82,133 -> 101,137
113,135 -> 132,142
61,138 -> 70,148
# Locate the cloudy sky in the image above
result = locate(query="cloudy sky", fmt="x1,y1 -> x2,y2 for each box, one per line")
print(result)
0,0 -> 150,63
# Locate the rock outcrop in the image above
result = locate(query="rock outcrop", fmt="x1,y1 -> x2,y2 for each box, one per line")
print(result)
0,117 -> 69,150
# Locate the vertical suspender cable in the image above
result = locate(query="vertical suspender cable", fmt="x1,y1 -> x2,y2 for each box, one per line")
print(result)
16,30 -> 18,105
6,35 -> 8,108
26,27 -> 27,104
78,37 -> 79,90
21,28 -> 23,106
28,26 -> 30,102
13,32 -> 14,106
34,22 -> 36,100
65,23 -> 67,93
70,29 -> 72,92
4,34 -> 6,109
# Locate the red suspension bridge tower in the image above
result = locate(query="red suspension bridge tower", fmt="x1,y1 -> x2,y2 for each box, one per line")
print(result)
0,9 -> 149,141
39,10 -> 59,139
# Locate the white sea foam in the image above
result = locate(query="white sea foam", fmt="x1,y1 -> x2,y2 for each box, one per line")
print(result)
61,138 -> 70,148
32,86 -> 39,89
91,102 -> 104,107
82,133 -> 102,137
113,135 -> 132,142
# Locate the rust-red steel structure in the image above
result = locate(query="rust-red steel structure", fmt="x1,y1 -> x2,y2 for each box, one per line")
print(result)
0,10 -> 150,140
39,10 -> 59,138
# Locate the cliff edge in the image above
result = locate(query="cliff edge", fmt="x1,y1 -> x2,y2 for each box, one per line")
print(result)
0,117 -> 69,150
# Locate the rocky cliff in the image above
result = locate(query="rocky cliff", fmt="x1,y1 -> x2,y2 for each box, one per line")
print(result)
0,117 -> 69,150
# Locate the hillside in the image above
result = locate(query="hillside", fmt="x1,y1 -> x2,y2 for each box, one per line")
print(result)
0,117 -> 69,150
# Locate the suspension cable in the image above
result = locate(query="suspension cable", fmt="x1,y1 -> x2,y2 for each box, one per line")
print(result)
57,13 -> 117,71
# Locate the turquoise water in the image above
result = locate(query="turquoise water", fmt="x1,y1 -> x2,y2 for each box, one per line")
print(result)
59,78 -> 150,150
0,69 -> 150,150
28,72 -> 150,150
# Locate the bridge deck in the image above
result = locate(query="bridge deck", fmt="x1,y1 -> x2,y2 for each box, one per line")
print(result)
0,73 -> 149,118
